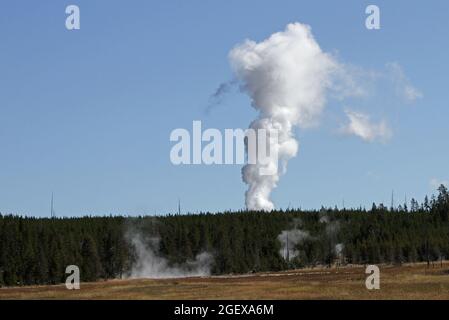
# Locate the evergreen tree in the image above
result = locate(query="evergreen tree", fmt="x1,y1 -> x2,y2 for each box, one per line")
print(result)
80,236 -> 102,282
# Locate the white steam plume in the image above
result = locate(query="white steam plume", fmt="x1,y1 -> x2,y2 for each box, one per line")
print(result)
278,229 -> 309,261
127,233 -> 212,279
229,23 -> 338,211
334,243 -> 344,256
278,218 -> 309,261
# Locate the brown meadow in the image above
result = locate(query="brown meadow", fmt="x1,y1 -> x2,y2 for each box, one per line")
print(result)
1,262 -> 448,300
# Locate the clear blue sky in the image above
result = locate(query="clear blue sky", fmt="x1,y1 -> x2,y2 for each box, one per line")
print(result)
1,0 -> 448,216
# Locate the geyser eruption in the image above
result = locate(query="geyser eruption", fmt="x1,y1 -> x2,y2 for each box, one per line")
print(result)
229,23 -> 338,211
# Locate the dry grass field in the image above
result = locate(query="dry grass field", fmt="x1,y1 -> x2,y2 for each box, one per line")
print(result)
1,262 -> 449,300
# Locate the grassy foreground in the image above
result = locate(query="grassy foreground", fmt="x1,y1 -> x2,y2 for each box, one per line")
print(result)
1,262 -> 448,300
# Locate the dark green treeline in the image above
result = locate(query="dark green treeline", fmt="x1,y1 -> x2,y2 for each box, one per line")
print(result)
1,185 -> 449,286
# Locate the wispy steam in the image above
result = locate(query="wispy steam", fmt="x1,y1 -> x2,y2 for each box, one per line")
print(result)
320,214 -> 344,257
277,218 -> 309,261
322,215 -> 340,238
229,23 -> 339,211
341,109 -> 392,143
278,229 -> 309,261
386,62 -> 423,103
334,243 -> 344,256
126,232 -> 212,279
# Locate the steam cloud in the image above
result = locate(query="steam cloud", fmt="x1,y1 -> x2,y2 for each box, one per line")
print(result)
221,22 -> 421,211
229,23 -> 339,211
334,243 -> 344,256
386,62 -> 423,103
278,216 -> 344,263
320,215 -> 344,257
341,109 -> 392,143
127,233 -> 212,279
278,218 -> 309,261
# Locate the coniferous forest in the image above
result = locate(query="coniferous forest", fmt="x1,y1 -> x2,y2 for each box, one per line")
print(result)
1,185 -> 449,287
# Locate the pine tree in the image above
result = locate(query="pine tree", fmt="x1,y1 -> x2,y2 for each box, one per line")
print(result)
80,236 -> 103,282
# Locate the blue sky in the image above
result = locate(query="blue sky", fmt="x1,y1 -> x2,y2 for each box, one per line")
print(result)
1,0 -> 448,216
